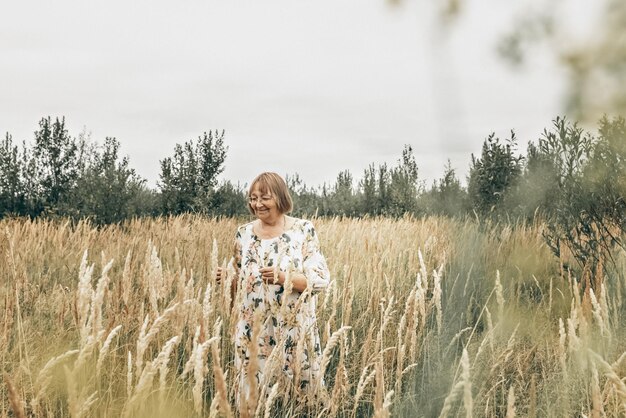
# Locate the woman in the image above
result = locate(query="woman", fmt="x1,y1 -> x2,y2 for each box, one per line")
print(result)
219,172 -> 331,409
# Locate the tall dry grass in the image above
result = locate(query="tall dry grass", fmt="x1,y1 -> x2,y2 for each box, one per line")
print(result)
0,215 -> 625,417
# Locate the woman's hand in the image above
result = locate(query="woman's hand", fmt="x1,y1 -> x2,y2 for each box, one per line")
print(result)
259,268 -> 309,293
259,267 -> 284,285
216,267 -> 224,283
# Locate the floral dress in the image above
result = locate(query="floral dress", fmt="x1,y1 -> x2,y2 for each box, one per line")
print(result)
231,218 -> 330,404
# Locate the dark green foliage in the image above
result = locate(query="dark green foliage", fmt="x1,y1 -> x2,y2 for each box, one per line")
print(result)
534,117 -> 626,289
511,140 -> 561,220
158,130 -> 227,214
0,133 -> 24,216
286,173 -> 321,217
387,145 -> 419,216
530,117 -> 594,259
208,181 -> 248,217
0,116 -> 158,222
468,131 -> 523,216
31,117 -> 80,215
73,137 -> 147,224
360,164 -> 377,215
419,160 -> 469,217
329,170 -> 355,217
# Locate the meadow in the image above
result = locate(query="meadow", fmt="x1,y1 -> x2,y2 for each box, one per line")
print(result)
0,215 -> 625,417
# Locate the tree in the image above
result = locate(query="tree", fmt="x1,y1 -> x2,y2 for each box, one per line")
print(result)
196,131 -> 227,198
360,163 -> 378,215
388,145 -> 419,216
31,117 -> 79,215
75,137 -> 147,224
536,116 -> 626,292
286,173 -> 322,217
209,180 -> 248,217
511,140 -> 561,220
158,130 -> 227,214
330,170 -> 355,216
0,133 -> 23,216
377,163 -> 390,215
420,160 -> 468,217
467,131 -> 523,215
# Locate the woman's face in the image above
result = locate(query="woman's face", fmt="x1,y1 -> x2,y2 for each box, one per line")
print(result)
249,184 -> 281,222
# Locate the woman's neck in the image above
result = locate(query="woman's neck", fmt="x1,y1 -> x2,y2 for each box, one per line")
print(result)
260,214 -> 284,228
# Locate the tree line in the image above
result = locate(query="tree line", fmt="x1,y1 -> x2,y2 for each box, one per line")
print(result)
1,116 -> 624,226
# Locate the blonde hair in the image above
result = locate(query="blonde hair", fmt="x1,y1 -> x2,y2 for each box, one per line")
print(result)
247,172 -> 293,215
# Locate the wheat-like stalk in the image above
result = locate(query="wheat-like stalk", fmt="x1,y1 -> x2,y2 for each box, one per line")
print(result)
589,288 -> 609,338
376,297 -> 395,352
181,325 -> 201,380
129,334 -> 183,415
461,348 -> 473,418
415,274 -> 426,329
558,318 -> 567,374
64,364 -> 97,418
157,335 -> 181,405
263,382 -> 280,418
433,266 -> 443,334
484,306 -> 494,351
136,302 -> 179,378
202,282 -> 213,335
505,385 -> 516,418
567,309 -> 581,354
96,324 -> 122,377
329,349 -> 348,416
374,390 -> 394,418
146,241 -> 164,315
76,392 -> 98,418
193,338 -> 216,415
33,349 -> 79,404
590,360 -> 604,418
210,337 -> 232,418
323,278 -> 335,313
589,350 -> 626,413
126,351 -> 133,399
88,258 -> 114,341
4,373 -> 26,418
599,282 -> 609,328
74,333 -> 100,372
374,357 -> 385,416
211,238 -> 219,284
319,326 -> 351,384
418,249 -> 428,290
495,270 -> 504,319
77,250 -> 95,344
124,359 -> 159,418
353,365 -> 376,414
134,314 -> 150,378
439,348 -> 472,418
121,249 -> 133,307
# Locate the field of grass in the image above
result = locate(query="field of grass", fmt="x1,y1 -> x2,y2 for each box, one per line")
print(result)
0,215 -> 625,417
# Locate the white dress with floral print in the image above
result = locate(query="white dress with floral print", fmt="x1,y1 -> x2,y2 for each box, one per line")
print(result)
231,218 -> 330,403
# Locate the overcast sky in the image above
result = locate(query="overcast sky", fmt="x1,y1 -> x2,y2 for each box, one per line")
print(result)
1,0 -> 596,188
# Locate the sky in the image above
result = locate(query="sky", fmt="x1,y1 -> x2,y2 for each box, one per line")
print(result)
0,0 -> 595,189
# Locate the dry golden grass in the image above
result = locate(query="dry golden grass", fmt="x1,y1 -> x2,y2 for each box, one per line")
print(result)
0,215 -> 625,417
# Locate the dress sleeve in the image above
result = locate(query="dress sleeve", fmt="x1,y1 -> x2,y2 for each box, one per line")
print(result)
302,221 -> 330,293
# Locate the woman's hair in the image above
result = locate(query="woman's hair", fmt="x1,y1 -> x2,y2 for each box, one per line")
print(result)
248,172 -> 293,215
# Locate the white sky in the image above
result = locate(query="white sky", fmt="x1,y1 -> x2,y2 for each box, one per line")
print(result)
0,0 -> 597,189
